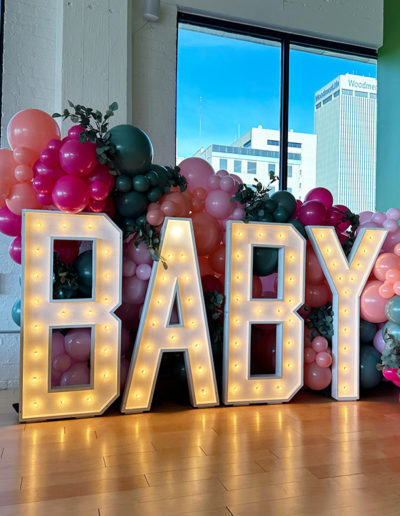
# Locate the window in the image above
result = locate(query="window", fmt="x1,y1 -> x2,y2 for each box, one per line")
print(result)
234,160 -> 242,173
370,93 -> 377,99
219,158 -> 227,170
177,13 -> 377,206
287,187 -> 292,193
247,161 -> 257,174
355,90 -> 368,98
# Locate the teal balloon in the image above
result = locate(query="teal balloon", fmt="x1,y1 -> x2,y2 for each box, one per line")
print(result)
107,125 -> 153,175
270,191 -> 297,217
360,345 -> 382,390
147,187 -> 163,203
360,318 -> 377,344
253,247 -> 279,276
116,191 -> 148,218
288,219 -> 307,238
115,175 -> 132,192
383,321 -> 400,343
74,250 -> 92,288
133,175 -> 150,193
273,207 -> 290,222
385,295 -> 400,324
136,215 -> 147,225
11,299 -> 21,327
145,171 -> 159,187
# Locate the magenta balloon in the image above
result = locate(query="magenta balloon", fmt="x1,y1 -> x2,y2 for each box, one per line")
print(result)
64,328 -> 92,362
205,189 -> 234,219
87,164 -> 115,191
382,228 -> 400,253
294,199 -> 302,218
136,263 -> 152,281
127,241 -> 152,265
89,180 -> 109,201
32,174 -> 54,194
60,363 -> 90,386
53,353 -> 73,373
52,331 -> 65,358
33,161 -> 63,180
360,280 -> 388,323
304,187 -> 333,208
0,206 -> 21,236
123,259 -> 136,277
304,362 -> 332,390
68,125 -> 85,140
52,175 -> 90,213
123,276 -> 148,304
373,328 -> 386,354
298,200 -> 327,226
9,236 -> 21,264
315,351 -> 332,368
179,157 -> 214,191
39,147 -> 59,168
121,327 -> 131,355
36,192 -> 53,206
47,139 -> 63,151
59,139 -> 97,177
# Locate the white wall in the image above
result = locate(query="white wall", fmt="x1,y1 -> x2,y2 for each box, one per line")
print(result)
0,0 -> 383,387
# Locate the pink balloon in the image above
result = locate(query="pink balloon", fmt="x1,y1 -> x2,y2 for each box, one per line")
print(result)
371,212 -> 386,224
205,189 -> 233,219
383,218 -> 399,233
382,368 -> 400,387
230,174 -> 242,184
32,174 -> 54,194
359,211 -> 374,224
89,180 -> 109,201
382,228 -> 400,253
64,328 -> 92,361
220,176 -> 236,193
315,351 -> 332,368
6,183 -> 42,215
386,269 -> 400,283
0,206 -> 21,236
298,200 -> 327,226
68,125 -> 85,140
59,140 -> 97,177
230,207 -> 244,220
47,139 -> 63,152
304,362 -> 332,390
53,353 -> 72,373
136,263 -> 152,281
14,164 -> 33,182
379,281 -> 394,299
52,331 -> 65,358
360,280 -> 388,323
216,169 -> 228,177
123,259 -> 136,277
121,327 -> 131,356
36,192 -> 53,206
386,208 -> 400,221
373,329 -> 386,354
355,220 -> 380,237
395,243 -> 400,256
60,363 -> 90,386
123,276 -> 148,304
39,147 -> 59,168
304,347 -> 316,364
311,336 -> 329,353
9,236 -> 21,264
127,241 -> 152,265
304,187 -> 333,208
52,175 -> 90,213
373,253 -> 400,281
207,175 -> 221,191
147,209 -> 164,226
179,157 -> 214,192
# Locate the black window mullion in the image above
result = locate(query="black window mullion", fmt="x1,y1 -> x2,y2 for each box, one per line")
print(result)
279,38 -> 290,191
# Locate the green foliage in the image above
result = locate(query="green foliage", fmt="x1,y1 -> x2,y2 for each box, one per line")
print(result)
130,220 -> 167,269
306,303 -> 334,341
378,330 -> 400,375
231,172 -> 278,222
164,165 -> 187,192
52,253 -> 79,299
53,101 -> 118,170
340,210 -> 360,257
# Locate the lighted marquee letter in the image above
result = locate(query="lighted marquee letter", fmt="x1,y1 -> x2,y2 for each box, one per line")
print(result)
121,218 -> 219,414
20,210 -> 122,422
223,221 -> 305,405
307,226 -> 387,400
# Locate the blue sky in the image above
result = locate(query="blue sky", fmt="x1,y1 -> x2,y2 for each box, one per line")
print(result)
176,28 -> 377,158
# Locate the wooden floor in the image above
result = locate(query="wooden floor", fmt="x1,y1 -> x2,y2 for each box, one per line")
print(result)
1,387 -> 400,516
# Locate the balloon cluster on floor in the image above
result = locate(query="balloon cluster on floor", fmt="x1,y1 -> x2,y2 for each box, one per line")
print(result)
3,103 -> 400,398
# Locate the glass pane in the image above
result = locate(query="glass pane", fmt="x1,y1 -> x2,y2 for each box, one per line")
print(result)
177,24 -> 281,189
289,46 -> 377,212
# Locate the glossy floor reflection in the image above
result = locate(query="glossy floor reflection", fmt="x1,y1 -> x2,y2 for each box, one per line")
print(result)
1,385 -> 400,515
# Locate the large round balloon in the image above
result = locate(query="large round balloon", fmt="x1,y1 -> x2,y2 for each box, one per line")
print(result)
359,318 -> 377,344
304,362 -> 332,390
64,328 -> 91,362
59,140 -> 97,177
270,190 -> 297,218
60,363 -> 90,387
7,109 -> 61,153
179,158 -> 214,192
107,125 -> 153,175
298,200 -> 327,226
74,250 -> 93,291
305,283 -> 330,308
360,280 -> 387,323
52,175 -> 90,213
304,187 -> 333,208
253,247 -> 279,276
191,212 -> 222,256
360,345 -> 382,390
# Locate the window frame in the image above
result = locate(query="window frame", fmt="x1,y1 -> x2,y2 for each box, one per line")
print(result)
178,12 -> 377,190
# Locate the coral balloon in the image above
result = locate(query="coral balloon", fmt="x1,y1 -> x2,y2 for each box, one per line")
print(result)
373,253 -> 400,281
6,183 -> 42,215
52,175 -> 90,213
360,280 -> 388,323
304,347 -> 316,364
179,157 -> 214,191
89,180 -> 109,201
13,146 -> 39,166
40,147 -> 59,168
146,209 -> 164,226
379,281 -> 394,299
304,362 -> 332,390
7,109 -> 61,153
305,283 -> 330,308
306,248 -> 324,285
32,174 -> 54,194
0,149 -> 17,185
312,336 -> 328,353
191,212 -> 222,256
59,140 -> 97,177
315,351 -> 332,368
14,164 -> 33,182
209,245 -> 225,275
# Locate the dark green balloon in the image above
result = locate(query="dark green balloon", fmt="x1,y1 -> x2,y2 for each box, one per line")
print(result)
270,191 -> 297,218
385,295 -> 400,324
115,175 -> 132,192
253,247 -> 279,276
149,164 -> 169,188
259,214 -> 274,223
11,299 -> 21,327
383,321 -> 400,343
116,191 -> 148,218
74,250 -> 93,288
107,125 -> 153,175
78,283 -> 92,298
360,318 -> 377,344
122,218 -> 136,232
273,207 -> 290,223
133,175 -> 150,193
147,187 -> 163,203
360,345 -> 382,390
136,215 -> 147,225
146,171 -> 159,187
288,219 -> 307,238
263,198 -> 277,214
